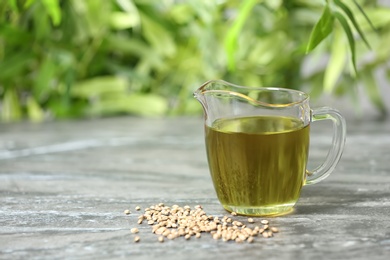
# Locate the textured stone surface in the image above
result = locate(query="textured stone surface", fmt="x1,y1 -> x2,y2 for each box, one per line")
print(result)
0,116 -> 389,259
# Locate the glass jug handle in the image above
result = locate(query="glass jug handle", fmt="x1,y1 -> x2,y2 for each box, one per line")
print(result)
305,107 -> 347,185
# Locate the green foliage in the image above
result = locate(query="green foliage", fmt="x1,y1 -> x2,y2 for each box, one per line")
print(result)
306,3 -> 334,53
0,0 -> 389,121
334,11 -> 357,73
334,0 -> 370,49
224,0 -> 260,71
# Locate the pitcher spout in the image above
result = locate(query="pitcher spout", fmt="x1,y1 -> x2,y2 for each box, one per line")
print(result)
193,80 -> 215,115
194,79 -> 251,123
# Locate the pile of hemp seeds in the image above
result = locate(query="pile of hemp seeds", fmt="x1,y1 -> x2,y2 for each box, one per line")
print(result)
124,203 -> 279,243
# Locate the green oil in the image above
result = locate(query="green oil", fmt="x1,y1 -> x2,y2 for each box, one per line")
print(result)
205,116 -> 310,216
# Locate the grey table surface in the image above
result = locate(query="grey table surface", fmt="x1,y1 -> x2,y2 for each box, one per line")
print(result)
0,116 -> 389,260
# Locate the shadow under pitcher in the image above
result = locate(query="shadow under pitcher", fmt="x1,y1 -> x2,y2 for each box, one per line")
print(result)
194,80 -> 346,216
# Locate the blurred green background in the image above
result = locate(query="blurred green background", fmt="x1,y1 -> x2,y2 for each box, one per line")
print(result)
0,0 -> 389,122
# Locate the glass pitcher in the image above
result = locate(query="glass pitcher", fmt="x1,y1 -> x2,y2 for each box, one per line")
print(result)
194,80 -> 346,216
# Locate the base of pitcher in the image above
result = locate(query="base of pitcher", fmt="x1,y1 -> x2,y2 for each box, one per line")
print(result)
222,204 -> 295,217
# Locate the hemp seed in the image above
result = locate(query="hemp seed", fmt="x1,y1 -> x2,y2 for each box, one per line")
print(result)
271,227 -> 279,233
260,220 -> 269,225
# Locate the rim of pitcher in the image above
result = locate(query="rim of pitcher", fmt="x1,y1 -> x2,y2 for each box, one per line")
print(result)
195,80 -> 309,107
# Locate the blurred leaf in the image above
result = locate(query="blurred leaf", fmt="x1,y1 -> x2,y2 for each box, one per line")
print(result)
224,0 -> 260,71
294,0 -> 324,8
306,4 -> 334,53
0,25 -> 32,45
42,0 -> 61,25
8,0 -> 18,11
375,28 -> 390,59
47,96 -> 86,119
1,88 -> 22,121
105,35 -> 151,56
26,96 -> 45,122
71,0 -> 110,38
88,94 -> 168,117
352,0 -> 377,32
120,94 -> 168,116
112,0 -> 140,29
34,56 -> 57,101
52,49 -> 76,70
140,12 -> 176,57
116,0 -> 137,12
334,11 -> 356,74
0,51 -> 33,80
324,28 -> 346,93
169,4 -> 194,24
354,8 -> 390,31
334,0 -> 371,49
186,1 -> 217,26
361,70 -> 387,115
32,3 -> 51,40
247,32 -> 290,67
265,0 -> 282,10
71,76 -> 128,98
110,11 -> 140,29
24,0 -> 35,8
292,9 -> 323,26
